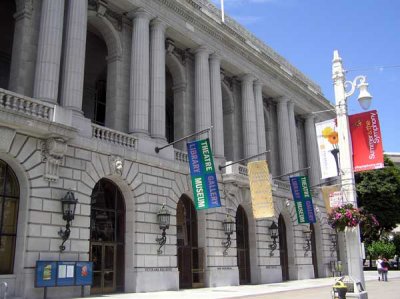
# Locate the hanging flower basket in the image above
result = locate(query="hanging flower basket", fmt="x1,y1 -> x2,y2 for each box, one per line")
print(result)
328,204 -> 362,232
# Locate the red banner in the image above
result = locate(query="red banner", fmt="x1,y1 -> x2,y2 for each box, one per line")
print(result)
349,110 -> 384,172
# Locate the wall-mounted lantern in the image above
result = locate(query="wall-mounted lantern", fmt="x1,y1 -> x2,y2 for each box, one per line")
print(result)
303,229 -> 312,256
222,214 -> 234,256
58,191 -> 78,252
156,204 -> 170,254
330,233 -> 337,256
269,221 -> 279,256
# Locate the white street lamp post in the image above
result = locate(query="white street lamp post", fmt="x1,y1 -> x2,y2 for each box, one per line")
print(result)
332,50 -> 372,288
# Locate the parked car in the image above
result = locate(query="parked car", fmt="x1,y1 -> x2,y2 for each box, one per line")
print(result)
389,256 -> 399,268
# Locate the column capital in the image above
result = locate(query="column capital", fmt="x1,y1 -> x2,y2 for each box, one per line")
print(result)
275,96 -> 290,104
254,80 -> 263,88
240,73 -> 255,83
304,113 -> 316,121
150,17 -> 166,31
210,52 -> 222,61
129,8 -> 152,20
192,45 -> 211,56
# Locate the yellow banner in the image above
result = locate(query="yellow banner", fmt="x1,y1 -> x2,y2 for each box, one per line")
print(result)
321,185 -> 341,213
248,160 -> 274,219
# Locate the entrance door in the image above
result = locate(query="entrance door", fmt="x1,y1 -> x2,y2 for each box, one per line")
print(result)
236,206 -> 250,284
177,196 -> 203,288
310,224 -> 319,278
279,214 -> 289,281
90,179 -> 125,294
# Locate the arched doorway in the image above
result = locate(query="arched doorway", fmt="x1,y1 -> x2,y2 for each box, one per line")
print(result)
236,205 -> 251,284
83,27 -> 107,126
0,159 -> 19,274
310,223 -> 318,278
0,0 -> 15,89
90,179 -> 125,294
279,214 -> 289,281
177,195 -> 202,288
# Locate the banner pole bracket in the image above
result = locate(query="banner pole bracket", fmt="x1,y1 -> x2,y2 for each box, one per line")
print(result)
272,166 -> 311,180
218,150 -> 270,171
155,126 -> 213,153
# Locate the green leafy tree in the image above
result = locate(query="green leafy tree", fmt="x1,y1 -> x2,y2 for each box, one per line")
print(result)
367,240 -> 396,260
356,156 -> 400,242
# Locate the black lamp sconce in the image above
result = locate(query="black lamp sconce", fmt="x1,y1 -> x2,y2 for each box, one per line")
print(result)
156,204 -> 170,254
222,214 -> 234,256
303,230 -> 312,256
58,191 -> 78,252
269,221 -> 279,256
330,233 -> 337,256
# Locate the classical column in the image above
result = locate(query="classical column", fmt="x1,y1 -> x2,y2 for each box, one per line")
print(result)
209,53 -> 224,158
288,101 -> 299,171
305,114 -> 321,186
194,46 -> 212,132
129,9 -> 151,136
33,0 -> 65,103
9,0 -> 35,95
60,0 -> 87,112
150,19 -> 166,141
241,74 -> 258,158
276,97 -> 293,177
254,81 -> 266,154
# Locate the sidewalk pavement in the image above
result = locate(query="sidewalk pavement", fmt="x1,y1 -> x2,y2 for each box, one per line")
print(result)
71,271 -> 400,299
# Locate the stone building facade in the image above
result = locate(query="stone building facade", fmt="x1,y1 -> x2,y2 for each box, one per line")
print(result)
0,0 -> 337,298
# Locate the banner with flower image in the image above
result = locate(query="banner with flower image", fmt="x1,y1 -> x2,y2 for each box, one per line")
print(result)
315,119 -> 339,179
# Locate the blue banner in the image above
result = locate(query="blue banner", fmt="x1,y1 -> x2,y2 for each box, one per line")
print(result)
187,138 -> 221,210
289,176 -> 316,224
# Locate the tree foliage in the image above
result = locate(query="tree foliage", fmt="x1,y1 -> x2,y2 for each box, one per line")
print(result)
366,240 -> 396,260
355,156 -> 400,242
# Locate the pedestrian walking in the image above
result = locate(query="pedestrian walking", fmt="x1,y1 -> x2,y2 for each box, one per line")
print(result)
376,256 -> 383,281
381,257 -> 390,281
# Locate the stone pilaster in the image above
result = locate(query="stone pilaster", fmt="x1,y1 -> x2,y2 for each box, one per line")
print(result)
288,101 -> 299,171
60,0 -> 87,113
276,97 -> 292,177
254,81 -> 266,154
305,114 -> 320,186
150,19 -> 166,141
209,53 -> 224,158
194,46 -> 212,132
129,9 -> 151,136
33,0 -> 65,103
241,74 -> 258,158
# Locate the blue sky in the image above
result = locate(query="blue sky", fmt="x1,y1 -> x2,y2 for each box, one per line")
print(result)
211,0 -> 399,153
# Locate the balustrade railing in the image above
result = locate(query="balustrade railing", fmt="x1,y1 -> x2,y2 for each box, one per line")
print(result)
92,124 -> 137,149
0,88 -> 54,121
174,149 -> 189,163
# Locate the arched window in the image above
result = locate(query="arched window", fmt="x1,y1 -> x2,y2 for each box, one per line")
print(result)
0,159 -> 20,274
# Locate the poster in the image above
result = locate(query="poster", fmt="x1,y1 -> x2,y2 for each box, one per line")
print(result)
75,262 -> 93,286
315,119 -> 340,179
35,261 -> 57,287
321,185 -> 342,213
187,138 -> 221,210
56,262 -> 75,286
247,160 -> 274,219
349,110 -> 384,172
289,176 -> 316,224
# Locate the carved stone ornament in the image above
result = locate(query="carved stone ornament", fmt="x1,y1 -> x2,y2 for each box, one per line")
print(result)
41,138 -> 68,182
109,155 -> 123,176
